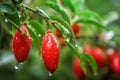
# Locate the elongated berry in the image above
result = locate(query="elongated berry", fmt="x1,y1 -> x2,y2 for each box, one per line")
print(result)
73,58 -> 84,80
13,25 -> 31,62
41,31 -> 60,73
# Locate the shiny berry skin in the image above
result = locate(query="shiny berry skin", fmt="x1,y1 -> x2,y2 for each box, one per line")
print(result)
13,25 -> 31,62
109,53 -> 120,74
73,58 -> 84,80
72,24 -> 80,36
41,31 -> 60,73
92,48 -> 106,68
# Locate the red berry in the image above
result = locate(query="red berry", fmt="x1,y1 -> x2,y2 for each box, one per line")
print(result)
84,44 -> 93,55
107,48 -> 116,61
72,24 -> 80,36
41,31 -> 60,73
13,25 -> 31,62
60,37 -> 65,46
73,58 -> 84,80
55,29 -> 62,38
110,54 -> 120,74
92,48 -> 106,68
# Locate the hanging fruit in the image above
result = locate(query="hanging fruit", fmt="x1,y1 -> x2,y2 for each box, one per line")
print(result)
13,24 -> 31,62
41,31 -> 60,73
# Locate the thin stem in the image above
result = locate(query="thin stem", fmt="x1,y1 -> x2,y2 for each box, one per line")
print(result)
22,4 -> 36,12
22,4 -> 49,20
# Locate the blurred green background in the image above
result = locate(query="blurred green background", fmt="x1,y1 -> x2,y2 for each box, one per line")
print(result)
0,0 -> 120,80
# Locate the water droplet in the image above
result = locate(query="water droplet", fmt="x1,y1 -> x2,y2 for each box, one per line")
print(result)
48,72 -> 53,76
5,19 -> 8,22
65,38 -> 70,42
75,44 -> 78,47
38,34 -> 41,37
15,62 -> 22,70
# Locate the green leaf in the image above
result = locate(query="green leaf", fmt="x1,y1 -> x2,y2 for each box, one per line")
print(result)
72,0 -> 85,11
0,4 -> 20,26
16,0 -> 23,4
29,20 -> 45,36
67,40 -> 87,74
77,10 -> 102,22
62,0 -> 75,13
66,42 -> 76,54
47,2 -> 70,24
84,53 -> 98,75
7,18 -> 22,34
79,54 -> 88,74
37,8 -> 49,19
74,10 -> 110,30
75,18 -> 109,31
27,25 -> 41,54
12,0 -> 23,4
52,23 -> 70,38
50,15 -> 75,38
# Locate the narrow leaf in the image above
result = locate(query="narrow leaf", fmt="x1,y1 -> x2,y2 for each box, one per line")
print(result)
50,15 -> 75,38
27,25 -> 41,54
37,8 -> 49,19
47,2 -> 70,24
79,54 -> 88,74
75,10 -> 109,30
29,20 -> 45,36
16,0 -> 23,4
52,23 -> 70,38
72,0 -> 85,12
62,0 -> 75,13
84,53 -> 98,75
0,4 -> 20,26
78,10 -> 102,22
74,18 -> 109,31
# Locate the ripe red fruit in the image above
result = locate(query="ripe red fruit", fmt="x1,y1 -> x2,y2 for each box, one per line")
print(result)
110,54 -> 120,74
72,24 -> 80,36
13,25 -> 31,62
73,58 -> 84,80
84,44 -> 93,55
107,48 -> 116,61
55,29 -> 62,38
41,31 -> 60,73
92,48 -> 106,68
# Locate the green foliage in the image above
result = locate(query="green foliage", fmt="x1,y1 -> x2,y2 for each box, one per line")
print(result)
1,0 -> 118,80
47,2 -> 70,24
84,53 -> 98,74
0,4 -> 20,26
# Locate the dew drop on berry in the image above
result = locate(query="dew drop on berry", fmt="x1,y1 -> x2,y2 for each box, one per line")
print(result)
48,72 -> 53,76
15,62 -> 22,70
